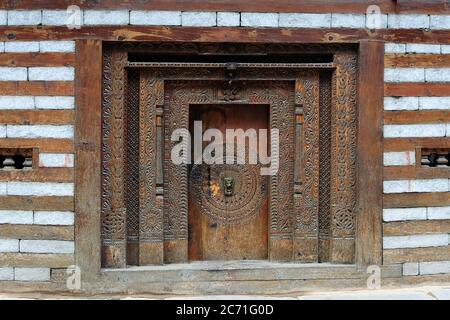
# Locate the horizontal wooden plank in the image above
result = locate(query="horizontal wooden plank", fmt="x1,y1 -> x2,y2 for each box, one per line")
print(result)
0,139 -> 74,153
0,81 -> 74,96
0,110 -> 74,125
384,246 -> 450,264
385,54 -> 450,68
384,220 -> 450,236
0,196 -> 74,211
1,26 -> 450,44
384,138 -> 450,152
0,53 -> 75,67
0,168 -> 74,182
0,253 -> 74,268
384,110 -> 450,125
384,83 -> 450,97
1,0 -> 448,14
384,192 -> 450,208
0,224 -> 74,241
384,166 -> 450,180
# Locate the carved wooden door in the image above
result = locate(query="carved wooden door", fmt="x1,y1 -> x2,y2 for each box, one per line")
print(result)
188,104 -> 269,261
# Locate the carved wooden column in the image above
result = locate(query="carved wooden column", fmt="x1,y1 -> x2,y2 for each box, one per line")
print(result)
294,72 -> 320,262
138,72 -> 164,265
101,49 -> 128,268
330,51 -> 358,263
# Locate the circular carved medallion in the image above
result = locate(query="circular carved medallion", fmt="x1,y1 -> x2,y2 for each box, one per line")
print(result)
190,156 -> 267,224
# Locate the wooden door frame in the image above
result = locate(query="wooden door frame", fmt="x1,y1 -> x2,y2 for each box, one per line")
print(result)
75,38 -> 383,284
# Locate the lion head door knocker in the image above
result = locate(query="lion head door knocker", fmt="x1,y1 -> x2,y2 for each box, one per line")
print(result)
222,176 -> 234,196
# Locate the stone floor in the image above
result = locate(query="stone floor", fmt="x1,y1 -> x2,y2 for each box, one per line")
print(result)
0,286 -> 449,300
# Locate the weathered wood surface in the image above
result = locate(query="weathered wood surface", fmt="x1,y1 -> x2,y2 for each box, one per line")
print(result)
384,110 -> 450,125
385,83 -> 450,97
384,192 -> 450,208
0,53 -> 75,67
0,225 -> 74,241
0,253 -> 74,268
0,139 -> 74,153
384,166 -> 450,180
0,81 -> 74,96
384,246 -> 450,264
1,27 -> 450,44
0,196 -> 74,211
356,41 -> 384,266
0,110 -> 74,125
0,0 -> 447,13
0,168 -> 74,182
385,138 -> 450,152
74,39 -> 103,280
385,54 -> 450,68
384,220 -> 450,236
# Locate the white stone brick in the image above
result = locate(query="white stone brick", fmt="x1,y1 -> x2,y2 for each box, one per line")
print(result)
0,67 -> 28,81
39,41 -> 75,53
0,10 -> 6,25
0,210 -> 33,225
4,41 -> 39,53
6,125 -> 74,139
0,182 -> 6,195
425,68 -> 450,82
428,206 -> 450,220
365,13 -> 388,29
411,179 -> 449,193
387,14 -> 430,29
383,208 -> 426,222
14,268 -> 50,281
447,123 -> 450,136
217,12 -> 240,27
384,68 -> 424,83
331,14 -> 365,28
7,182 -> 74,196
8,10 -> 42,26
430,15 -> 450,30
0,239 -> 19,253
384,124 -> 446,138
241,13 -> 278,27
383,180 -> 411,193
403,262 -> 419,276
19,240 -> 74,254
383,151 -> 415,166
42,10 -> 78,26
442,45 -> 450,54
384,97 -> 418,111
130,10 -> 181,26
34,211 -> 74,226
0,96 -> 34,110
383,234 -> 448,249
0,42 -> 4,52
0,125 -> 5,138
420,261 -> 450,275
34,96 -> 74,110
279,13 -> 331,28
28,67 -> 74,81
181,12 -> 216,27
39,153 -> 74,168
0,267 -> 14,281
83,10 -> 129,25
419,97 -> 450,110
406,44 -> 441,54
384,43 -> 406,54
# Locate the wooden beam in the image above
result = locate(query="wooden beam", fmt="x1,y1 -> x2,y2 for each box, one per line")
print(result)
1,26 -> 450,44
384,110 -> 450,125
384,192 -> 450,208
0,53 -> 75,67
0,81 -> 74,96
0,110 -> 74,125
1,0 -> 448,14
384,166 -> 450,180
74,39 -> 103,280
0,225 -> 74,241
385,83 -> 450,97
0,139 -> 74,152
356,40 -> 384,266
0,196 -> 74,211
384,220 -> 450,236
0,253 -> 74,268
0,168 -> 74,182
384,137 -> 450,152
384,246 -> 450,264
385,54 -> 450,68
